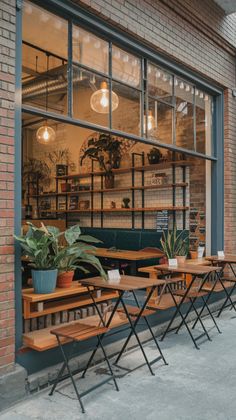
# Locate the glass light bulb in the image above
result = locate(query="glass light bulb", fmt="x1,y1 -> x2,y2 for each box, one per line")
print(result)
90,82 -> 119,114
43,128 -> 49,141
100,90 -> 109,108
36,125 -> 56,145
143,111 -> 156,133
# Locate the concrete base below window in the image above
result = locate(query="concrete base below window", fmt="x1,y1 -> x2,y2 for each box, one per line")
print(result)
0,364 -> 27,412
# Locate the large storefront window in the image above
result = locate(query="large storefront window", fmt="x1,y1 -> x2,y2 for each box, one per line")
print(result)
16,0 -> 224,375
22,1 -> 213,157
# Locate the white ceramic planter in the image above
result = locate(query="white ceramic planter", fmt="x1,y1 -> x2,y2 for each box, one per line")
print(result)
168,258 -> 178,267
197,246 -> 205,258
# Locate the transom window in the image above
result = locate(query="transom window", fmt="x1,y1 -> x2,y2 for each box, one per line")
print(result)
22,0 -> 213,157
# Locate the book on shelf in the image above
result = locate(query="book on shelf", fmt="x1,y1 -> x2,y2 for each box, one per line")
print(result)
69,196 -> 79,210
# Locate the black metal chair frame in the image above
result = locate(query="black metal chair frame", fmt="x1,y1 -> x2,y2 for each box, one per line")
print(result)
83,285 -> 167,377
49,326 -> 119,413
215,262 -> 236,317
160,269 -> 222,350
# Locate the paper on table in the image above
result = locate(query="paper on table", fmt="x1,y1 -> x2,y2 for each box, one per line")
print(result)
107,269 -> 121,283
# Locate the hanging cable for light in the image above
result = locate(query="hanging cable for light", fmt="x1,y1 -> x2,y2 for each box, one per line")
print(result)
90,81 -> 119,114
36,54 -> 56,145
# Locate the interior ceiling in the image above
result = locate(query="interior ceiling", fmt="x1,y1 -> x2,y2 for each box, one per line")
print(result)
213,0 -> 236,14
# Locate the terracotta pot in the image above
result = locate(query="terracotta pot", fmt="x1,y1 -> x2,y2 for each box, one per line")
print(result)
190,250 -> 198,259
176,255 -> 186,265
57,271 -> 74,288
105,172 -> 114,189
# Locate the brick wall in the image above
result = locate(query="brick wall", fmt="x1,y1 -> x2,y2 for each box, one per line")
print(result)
72,0 -> 236,252
0,0 -> 16,374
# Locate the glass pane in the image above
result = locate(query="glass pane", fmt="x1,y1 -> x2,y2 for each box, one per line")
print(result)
175,79 -> 194,150
73,25 -> 109,74
196,92 -> 212,155
23,1 -> 67,59
147,98 -> 173,144
112,81 -> 140,135
73,66 -> 109,127
148,63 -> 173,104
22,43 -> 68,115
112,46 -> 141,88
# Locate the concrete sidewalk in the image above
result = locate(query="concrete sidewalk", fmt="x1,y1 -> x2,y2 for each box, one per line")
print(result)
1,309 -> 236,420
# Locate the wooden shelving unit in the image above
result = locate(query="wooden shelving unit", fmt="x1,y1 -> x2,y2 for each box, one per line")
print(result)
22,282 -> 118,319
27,154 -> 191,229
23,312 -> 128,351
22,282 -> 119,351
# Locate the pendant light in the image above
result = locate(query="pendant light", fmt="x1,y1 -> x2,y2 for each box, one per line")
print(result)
90,81 -> 119,114
144,110 -> 156,133
36,54 -> 56,145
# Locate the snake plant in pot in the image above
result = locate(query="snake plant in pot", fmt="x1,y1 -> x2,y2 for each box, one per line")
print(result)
160,226 -> 189,266
52,224 -> 107,288
14,223 -> 58,294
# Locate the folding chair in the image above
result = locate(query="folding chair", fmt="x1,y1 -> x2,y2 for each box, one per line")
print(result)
200,277 -> 236,318
114,291 -> 168,374
160,271 -> 221,349
49,322 -> 119,413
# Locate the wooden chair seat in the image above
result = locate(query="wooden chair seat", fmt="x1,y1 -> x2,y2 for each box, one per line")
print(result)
117,305 -> 155,317
202,281 -> 234,292
51,323 -> 109,342
147,293 -> 185,310
221,276 -> 236,284
173,289 -> 208,298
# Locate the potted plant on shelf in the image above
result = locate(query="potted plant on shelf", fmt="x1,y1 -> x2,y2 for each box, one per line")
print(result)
53,224 -> 107,288
46,148 -> 76,176
80,133 -> 122,189
15,223 -> 107,293
14,223 -> 58,294
147,147 -> 162,165
160,226 -> 188,266
23,158 -> 51,195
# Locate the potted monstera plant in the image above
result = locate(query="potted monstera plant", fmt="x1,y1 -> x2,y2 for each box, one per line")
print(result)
14,223 -> 58,294
80,133 -> 122,189
52,225 -> 106,288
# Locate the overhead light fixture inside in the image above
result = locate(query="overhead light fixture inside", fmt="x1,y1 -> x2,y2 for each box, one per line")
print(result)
90,81 -> 119,114
36,54 -> 56,145
36,124 -> 56,145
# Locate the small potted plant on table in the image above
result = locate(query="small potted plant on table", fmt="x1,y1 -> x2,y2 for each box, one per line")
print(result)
160,226 -> 188,266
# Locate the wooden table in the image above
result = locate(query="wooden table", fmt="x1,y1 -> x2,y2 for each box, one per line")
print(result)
206,255 -> 236,264
138,258 -> 211,302
155,264 -> 222,349
80,275 -> 167,375
206,255 -> 236,316
93,247 -> 163,275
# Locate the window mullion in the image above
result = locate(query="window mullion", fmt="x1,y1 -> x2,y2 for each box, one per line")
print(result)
68,20 -> 73,118
109,41 -> 112,130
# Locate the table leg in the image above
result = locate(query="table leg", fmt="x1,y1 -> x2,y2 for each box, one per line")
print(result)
130,261 -> 137,276
117,289 -> 155,376
81,291 -> 124,378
